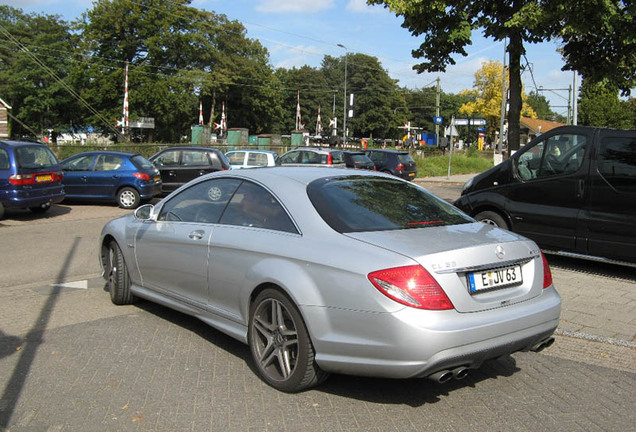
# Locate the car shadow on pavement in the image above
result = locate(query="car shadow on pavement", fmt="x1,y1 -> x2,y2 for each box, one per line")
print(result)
0,331 -> 23,361
130,296 -> 521,405
0,204 -> 72,224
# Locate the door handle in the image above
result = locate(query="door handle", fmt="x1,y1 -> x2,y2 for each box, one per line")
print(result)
576,179 -> 585,199
168,171 -> 177,177
188,230 -> 205,240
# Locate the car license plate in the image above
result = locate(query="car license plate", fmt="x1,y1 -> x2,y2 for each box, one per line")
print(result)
154,175 -> 161,182
408,172 -> 415,177
468,265 -> 522,293
35,174 -> 52,182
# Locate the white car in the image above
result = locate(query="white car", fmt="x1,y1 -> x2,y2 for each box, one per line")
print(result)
225,149 -> 279,169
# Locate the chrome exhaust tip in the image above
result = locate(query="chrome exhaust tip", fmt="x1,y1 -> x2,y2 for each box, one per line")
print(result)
452,366 -> 469,380
428,370 -> 453,384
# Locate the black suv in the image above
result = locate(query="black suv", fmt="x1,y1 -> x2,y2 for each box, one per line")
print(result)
149,146 -> 230,193
363,149 -> 417,180
0,140 -> 65,219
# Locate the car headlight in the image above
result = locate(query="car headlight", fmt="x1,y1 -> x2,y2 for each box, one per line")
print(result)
462,177 -> 474,192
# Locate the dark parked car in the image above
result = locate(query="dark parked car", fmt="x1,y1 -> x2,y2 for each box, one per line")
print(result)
100,167 -> 560,392
61,151 -> 161,209
363,149 -> 417,180
149,146 -> 230,193
343,151 -> 375,170
279,147 -> 346,167
454,125 -> 636,266
0,140 -> 65,219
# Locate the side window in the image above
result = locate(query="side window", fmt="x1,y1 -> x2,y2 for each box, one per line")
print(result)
248,152 -> 268,166
280,151 -> 300,164
330,151 -> 344,164
227,152 -> 245,165
153,150 -> 180,166
182,150 -> 211,166
0,149 -> 9,170
62,155 -> 94,171
597,136 -> 636,194
301,151 -> 321,164
158,178 -> 241,223
219,181 -> 297,233
94,155 -> 123,171
516,134 -> 587,180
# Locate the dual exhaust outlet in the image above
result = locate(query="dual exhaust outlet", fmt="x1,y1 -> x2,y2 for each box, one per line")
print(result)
428,336 -> 556,384
428,366 -> 470,384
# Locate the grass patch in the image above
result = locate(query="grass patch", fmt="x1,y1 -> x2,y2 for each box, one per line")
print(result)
412,150 -> 494,177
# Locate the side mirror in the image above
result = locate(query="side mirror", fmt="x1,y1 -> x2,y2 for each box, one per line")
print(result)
134,204 -> 154,221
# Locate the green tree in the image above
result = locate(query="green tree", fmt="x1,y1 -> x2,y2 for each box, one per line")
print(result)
368,0 -> 635,153
526,91 -> 555,121
0,6 -> 80,138
578,79 -> 634,129
75,0 -> 279,142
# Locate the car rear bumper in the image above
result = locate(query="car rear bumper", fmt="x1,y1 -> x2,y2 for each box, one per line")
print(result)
304,286 -> 561,379
1,186 -> 65,209
139,182 -> 163,199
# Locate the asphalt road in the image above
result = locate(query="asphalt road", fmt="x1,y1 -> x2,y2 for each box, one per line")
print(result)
0,185 -> 634,431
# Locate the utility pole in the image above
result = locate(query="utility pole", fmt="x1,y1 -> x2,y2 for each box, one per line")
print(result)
435,77 -> 441,147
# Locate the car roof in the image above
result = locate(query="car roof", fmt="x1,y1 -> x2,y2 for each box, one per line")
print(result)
365,149 -> 408,154
159,146 -> 222,152
226,149 -> 277,155
203,166 -> 391,186
64,150 -> 138,158
292,146 -> 342,152
0,140 -> 48,148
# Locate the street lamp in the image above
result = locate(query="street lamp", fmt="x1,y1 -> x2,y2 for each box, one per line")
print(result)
337,43 -> 347,146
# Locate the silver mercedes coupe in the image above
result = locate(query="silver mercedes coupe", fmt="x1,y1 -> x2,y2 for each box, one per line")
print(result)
99,167 -> 561,392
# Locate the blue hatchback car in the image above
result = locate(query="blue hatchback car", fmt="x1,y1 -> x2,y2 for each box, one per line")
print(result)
61,151 -> 162,209
0,140 -> 65,220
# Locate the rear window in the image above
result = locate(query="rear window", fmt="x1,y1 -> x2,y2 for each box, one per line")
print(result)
307,176 -> 472,233
397,153 -> 415,164
16,145 -> 59,169
131,155 -> 155,170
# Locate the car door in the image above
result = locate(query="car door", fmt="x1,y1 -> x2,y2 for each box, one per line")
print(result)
583,130 -> 636,263
90,154 -> 125,198
506,128 -> 592,252
151,149 -> 181,192
134,178 -> 241,307
61,154 -> 96,197
178,149 -> 216,186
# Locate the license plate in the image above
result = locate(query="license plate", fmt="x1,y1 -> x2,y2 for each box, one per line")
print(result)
154,176 -> 161,182
35,174 -> 52,182
468,265 -> 522,293
408,172 -> 415,177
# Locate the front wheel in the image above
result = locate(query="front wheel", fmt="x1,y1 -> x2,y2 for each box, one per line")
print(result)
107,241 -> 135,305
117,187 -> 140,209
474,210 -> 509,230
248,288 -> 328,392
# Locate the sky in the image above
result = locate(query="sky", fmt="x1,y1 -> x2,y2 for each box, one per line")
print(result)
8,0 -> 579,117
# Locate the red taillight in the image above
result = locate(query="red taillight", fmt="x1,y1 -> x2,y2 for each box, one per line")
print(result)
395,163 -> 405,171
327,153 -> 333,164
368,265 -> 454,310
541,252 -> 553,289
133,172 -> 150,181
9,171 -> 62,185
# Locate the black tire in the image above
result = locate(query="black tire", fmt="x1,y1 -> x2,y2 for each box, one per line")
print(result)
0,202 -> 4,220
29,203 -> 51,214
117,187 -> 140,209
474,210 -> 509,230
248,288 -> 328,392
107,241 -> 136,305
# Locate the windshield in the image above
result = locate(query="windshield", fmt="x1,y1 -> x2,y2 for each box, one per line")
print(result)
307,176 -> 472,233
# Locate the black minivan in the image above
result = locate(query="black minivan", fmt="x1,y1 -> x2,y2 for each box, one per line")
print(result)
454,126 -> 636,266
0,140 -> 65,220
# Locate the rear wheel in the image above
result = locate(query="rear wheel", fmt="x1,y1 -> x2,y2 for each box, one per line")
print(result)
107,241 -> 135,305
0,202 -> 4,220
474,210 -> 509,230
248,288 -> 328,392
29,203 -> 51,214
117,187 -> 140,209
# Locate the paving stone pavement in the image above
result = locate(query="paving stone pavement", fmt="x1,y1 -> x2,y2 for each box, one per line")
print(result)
0,175 -> 634,431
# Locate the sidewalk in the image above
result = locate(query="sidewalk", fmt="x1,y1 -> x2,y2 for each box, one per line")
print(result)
415,173 -> 476,185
